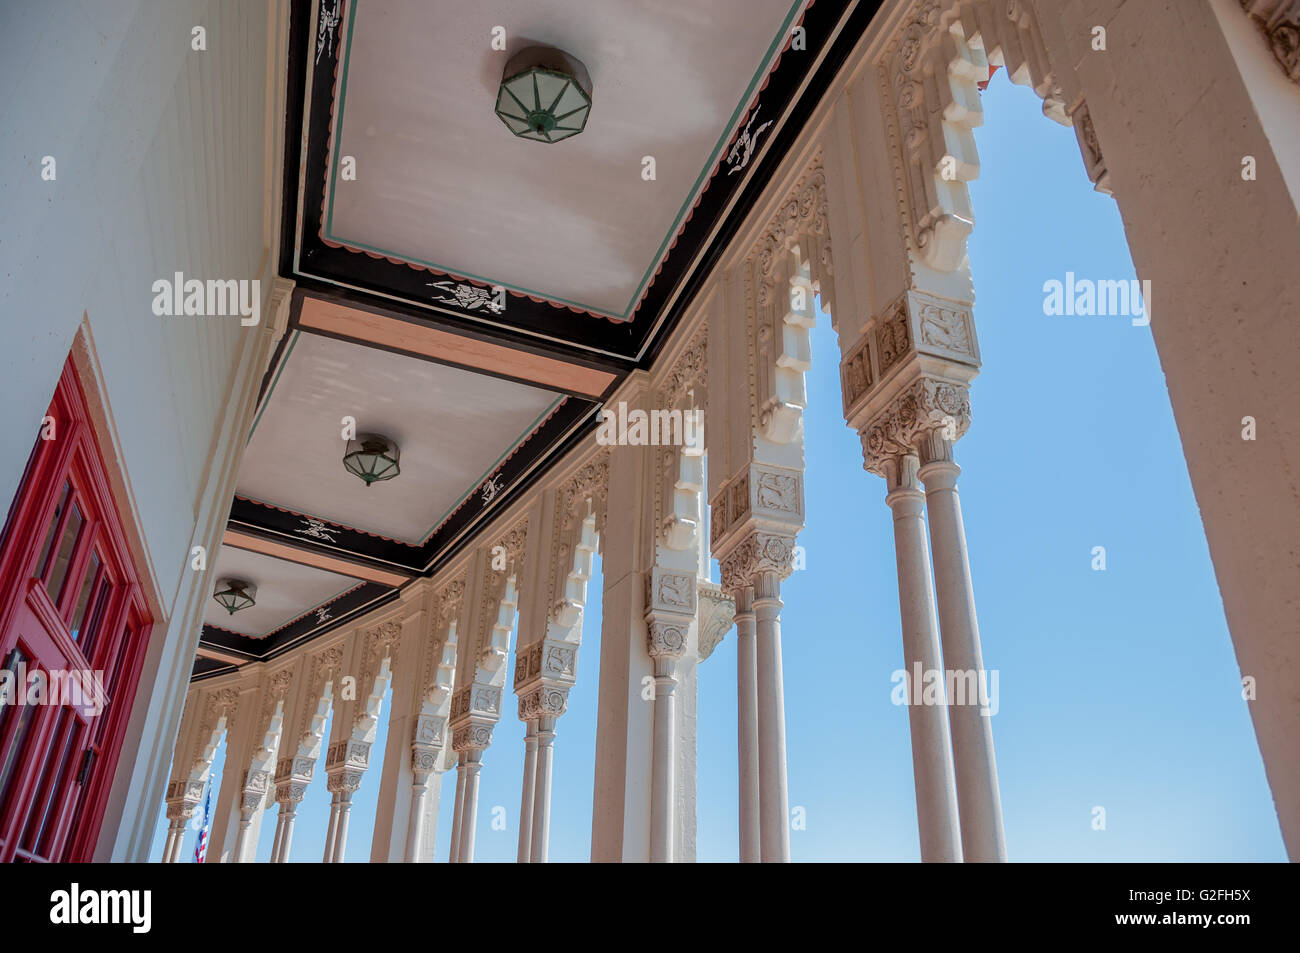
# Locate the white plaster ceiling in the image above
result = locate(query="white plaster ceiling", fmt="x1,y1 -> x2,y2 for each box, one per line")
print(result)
202,547 -> 361,638
325,0 -> 802,317
237,332 -> 561,544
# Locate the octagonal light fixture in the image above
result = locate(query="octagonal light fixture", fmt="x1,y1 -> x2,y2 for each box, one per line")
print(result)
343,433 -> 400,487
494,46 -> 592,143
213,579 -> 257,615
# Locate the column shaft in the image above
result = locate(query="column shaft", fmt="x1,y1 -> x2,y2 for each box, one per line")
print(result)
517,722 -> 538,862
920,457 -> 1006,862
277,805 -> 297,862
753,571 -> 790,862
734,587 -> 759,863
269,808 -> 284,863
323,794 -> 339,863
449,760 -> 466,863
530,716 -> 556,863
233,812 -> 252,863
404,777 -> 428,863
332,793 -> 353,863
649,661 -> 677,863
458,754 -> 483,863
886,455 -> 962,862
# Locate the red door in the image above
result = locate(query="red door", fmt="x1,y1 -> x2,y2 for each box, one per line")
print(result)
0,359 -> 152,861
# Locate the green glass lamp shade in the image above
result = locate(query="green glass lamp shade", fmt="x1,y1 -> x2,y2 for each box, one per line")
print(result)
343,433 -> 400,486
495,46 -> 592,143
213,578 -> 256,615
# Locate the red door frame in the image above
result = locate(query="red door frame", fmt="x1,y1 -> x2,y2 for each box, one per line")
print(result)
0,358 -> 153,861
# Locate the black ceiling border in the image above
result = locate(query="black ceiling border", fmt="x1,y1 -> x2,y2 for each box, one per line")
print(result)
197,580 -> 398,663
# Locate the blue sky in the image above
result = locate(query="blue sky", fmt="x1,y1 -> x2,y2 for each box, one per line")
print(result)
154,76 -> 1286,863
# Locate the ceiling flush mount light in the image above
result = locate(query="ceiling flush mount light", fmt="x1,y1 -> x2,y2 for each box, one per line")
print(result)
343,433 -> 401,487
213,579 -> 257,615
494,46 -> 592,143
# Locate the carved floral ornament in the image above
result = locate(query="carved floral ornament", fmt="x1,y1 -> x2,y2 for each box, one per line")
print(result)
1241,0 -> 1300,82
860,375 -> 971,474
718,530 -> 799,593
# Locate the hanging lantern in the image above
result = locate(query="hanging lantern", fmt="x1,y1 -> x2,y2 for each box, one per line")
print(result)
213,578 -> 257,615
343,433 -> 400,487
494,46 -> 592,143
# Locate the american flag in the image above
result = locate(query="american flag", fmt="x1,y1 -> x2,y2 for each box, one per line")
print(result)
193,787 -> 212,863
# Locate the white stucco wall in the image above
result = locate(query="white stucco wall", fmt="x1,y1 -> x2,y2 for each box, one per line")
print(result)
0,0 -> 288,859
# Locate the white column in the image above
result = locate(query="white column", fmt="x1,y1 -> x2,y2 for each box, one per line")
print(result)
752,570 -> 790,863
919,450 -> 1006,863
323,794 -> 340,863
274,803 -> 298,862
448,759 -> 466,863
269,807 -> 285,863
161,818 -> 184,862
530,715 -> 556,863
232,808 -> 253,862
733,587 -> 760,863
517,721 -> 538,862
332,792 -> 353,863
649,657 -> 678,863
404,769 -> 430,863
884,453 -> 962,862
458,752 -> 483,863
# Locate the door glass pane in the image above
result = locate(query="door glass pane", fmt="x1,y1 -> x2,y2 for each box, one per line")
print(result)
78,582 -> 113,660
21,708 -> 77,854
44,502 -> 83,604
34,482 -> 71,580
68,552 -> 101,641
0,657 -> 39,823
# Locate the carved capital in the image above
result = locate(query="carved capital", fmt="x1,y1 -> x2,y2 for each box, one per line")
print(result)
646,620 -> 690,660
326,769 -> 364,794
451,723 -> 494,752
517,685 -> 569,721
860,375 -> 971,475
718,529 -> 798,593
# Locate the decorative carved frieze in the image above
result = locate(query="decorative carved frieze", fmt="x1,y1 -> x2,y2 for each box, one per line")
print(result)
710,463 -> 804,563
646,568 -> 697,616
1241,0 -> 1300,82
840,290 -> 978,426
325,738 -> 371,772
